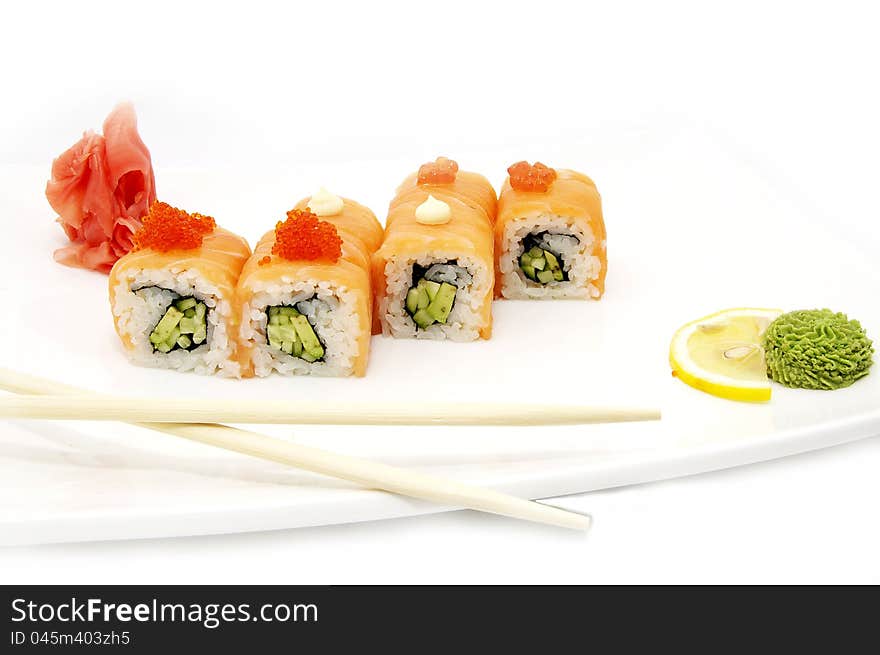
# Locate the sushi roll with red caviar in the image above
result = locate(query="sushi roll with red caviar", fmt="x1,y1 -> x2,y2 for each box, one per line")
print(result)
108,202 -> 252,376
495,162 -> 606,300
236,190 -> 382,377
372,157 -> 497,341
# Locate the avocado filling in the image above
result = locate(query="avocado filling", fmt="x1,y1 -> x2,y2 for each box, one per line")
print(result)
404,262 -> 470,330
518,232 -> 579,284
149,296 -> 208,353
266,305 -> 325,362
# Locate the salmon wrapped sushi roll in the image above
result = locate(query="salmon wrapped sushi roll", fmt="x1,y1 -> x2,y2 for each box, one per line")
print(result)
372,157 -> 496,341
495,162 -> 606,300
108,202 -> 251,377
237,190 -> 381,377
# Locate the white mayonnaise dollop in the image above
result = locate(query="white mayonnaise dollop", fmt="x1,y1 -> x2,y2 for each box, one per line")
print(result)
307,187 -> 344,217
415,195 -> 451,225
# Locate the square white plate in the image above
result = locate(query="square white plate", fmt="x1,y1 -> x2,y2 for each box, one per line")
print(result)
1,121 -> 878,545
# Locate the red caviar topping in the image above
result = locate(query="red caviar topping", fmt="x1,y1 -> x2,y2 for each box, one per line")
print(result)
418,157 -> 459,185
258,256 -> 272,266
271,209 -> 342,262
132,201 -> 216,252
508,161 -> 557,192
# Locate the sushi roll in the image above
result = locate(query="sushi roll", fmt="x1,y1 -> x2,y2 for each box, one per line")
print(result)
108,202 -> 251,376
372,157 -> 497,341
495,161 -> 606,300
237,190 -> 382,377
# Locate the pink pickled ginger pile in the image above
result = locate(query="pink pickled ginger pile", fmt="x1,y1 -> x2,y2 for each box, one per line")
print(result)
46,103 -> 156,273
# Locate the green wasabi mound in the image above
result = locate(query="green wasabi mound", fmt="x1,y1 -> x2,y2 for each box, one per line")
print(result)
762,309 -> 874,390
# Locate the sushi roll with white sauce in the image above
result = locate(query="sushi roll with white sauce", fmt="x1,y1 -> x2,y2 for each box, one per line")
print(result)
372,157 -> 497,341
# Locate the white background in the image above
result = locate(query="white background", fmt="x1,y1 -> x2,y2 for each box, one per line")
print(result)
1,0 -> 879,583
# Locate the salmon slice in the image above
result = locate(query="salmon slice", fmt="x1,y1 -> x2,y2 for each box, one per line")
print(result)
391,171 -> 497,227
292,196 -> 383,256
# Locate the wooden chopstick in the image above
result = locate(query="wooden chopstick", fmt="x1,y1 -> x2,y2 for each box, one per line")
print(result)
0,394 -> 660,426
0,368 -> 592,531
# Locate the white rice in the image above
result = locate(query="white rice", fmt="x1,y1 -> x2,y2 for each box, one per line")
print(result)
239,278 -> 361,377
498,214 -> 603,299
111,268 -> 240,377
378,252 -> 490,341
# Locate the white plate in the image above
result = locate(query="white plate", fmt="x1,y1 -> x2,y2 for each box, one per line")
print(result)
1,122 -> 878,545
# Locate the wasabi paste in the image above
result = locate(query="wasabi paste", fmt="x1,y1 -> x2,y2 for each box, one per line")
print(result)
763,309 -> 874,390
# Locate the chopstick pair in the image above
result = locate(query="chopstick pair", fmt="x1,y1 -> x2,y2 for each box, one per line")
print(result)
0,367 -> 660,531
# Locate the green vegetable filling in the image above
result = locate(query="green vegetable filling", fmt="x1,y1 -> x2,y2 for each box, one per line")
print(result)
763,309 -> 874,390
520,246 -> 564,284
265,305 -> 324,362
149,297 -> 208,353
405,278 -> 457,329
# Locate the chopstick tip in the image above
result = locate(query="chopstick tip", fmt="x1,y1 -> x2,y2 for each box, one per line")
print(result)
536,501 -> 593,532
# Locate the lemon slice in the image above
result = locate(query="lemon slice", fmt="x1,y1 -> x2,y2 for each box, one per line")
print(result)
669,308 -> 783,402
